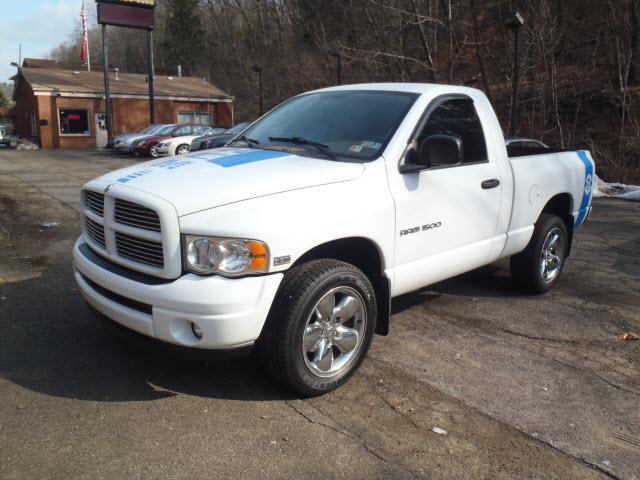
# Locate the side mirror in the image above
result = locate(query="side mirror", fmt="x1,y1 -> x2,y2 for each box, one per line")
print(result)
419,134 -> 463,168
399,134 -> 463,174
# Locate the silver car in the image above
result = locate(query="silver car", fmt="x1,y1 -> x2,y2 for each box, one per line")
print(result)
112,124 -> 174,152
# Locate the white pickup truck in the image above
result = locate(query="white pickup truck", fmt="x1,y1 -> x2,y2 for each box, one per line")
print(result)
73,83 -> 594,396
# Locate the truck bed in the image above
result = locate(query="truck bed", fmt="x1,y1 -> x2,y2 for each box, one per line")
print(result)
501,148 -> 594,260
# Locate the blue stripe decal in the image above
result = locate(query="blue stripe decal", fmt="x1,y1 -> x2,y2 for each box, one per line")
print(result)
207,150 -> 289,168
575,150 -> 594,227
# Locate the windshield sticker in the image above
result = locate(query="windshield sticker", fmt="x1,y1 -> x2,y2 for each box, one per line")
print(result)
349,144 -> 363,153
362,141 -> 382,150
207,150 -> 289,168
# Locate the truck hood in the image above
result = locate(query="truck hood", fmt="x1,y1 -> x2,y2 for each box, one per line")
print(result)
96,147 -> 365,215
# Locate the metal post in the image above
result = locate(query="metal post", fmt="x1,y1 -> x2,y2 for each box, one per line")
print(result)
147,29 -> 155,124
101,24 -> 113,145
509,27 -> 520,137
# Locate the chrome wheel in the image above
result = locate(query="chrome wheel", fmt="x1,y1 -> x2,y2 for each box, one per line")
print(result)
540,227 -> 564,283
176,144 -> 189,155
149,144 -> 159,157
303,286 -> 366,377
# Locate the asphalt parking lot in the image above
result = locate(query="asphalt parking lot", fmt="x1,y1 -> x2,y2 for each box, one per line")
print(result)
1,148 -> 639,480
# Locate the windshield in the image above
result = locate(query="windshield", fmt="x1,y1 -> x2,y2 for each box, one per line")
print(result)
239,90 -> 418,161
226,122 -> 249,135
141,125 -> 160,134
157,125 -> 176,135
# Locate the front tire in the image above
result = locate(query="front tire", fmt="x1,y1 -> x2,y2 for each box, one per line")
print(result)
510,214 -> 568,294
149,144 -> 160,157
176,144 -> 189,155
258,259 -> 377,397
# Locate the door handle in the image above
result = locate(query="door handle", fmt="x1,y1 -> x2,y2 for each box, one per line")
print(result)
481,178 -> 500,189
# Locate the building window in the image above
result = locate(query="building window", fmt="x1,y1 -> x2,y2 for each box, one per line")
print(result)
177,111 -> 213,125
30,112 -> 38,137
59,109 -> 90,135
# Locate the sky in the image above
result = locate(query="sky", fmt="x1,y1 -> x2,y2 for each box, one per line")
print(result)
0,0 -> 96,84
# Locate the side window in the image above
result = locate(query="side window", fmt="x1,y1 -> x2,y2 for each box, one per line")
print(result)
417,99 -> 488,164
176,126 -> 191,136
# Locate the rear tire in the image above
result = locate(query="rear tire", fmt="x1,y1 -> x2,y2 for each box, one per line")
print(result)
258,259 -> 377,397
510,214 -> 568,294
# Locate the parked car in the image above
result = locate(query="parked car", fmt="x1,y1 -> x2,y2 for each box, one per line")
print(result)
132,124 -> 210,157
188,126 -> 229,151
112,124 -> 172,152
190,122 -> 251,151
74,84 -> 594,396
505,137 -> 549,149
0,125 -> 18,148
156,126 -> 226,156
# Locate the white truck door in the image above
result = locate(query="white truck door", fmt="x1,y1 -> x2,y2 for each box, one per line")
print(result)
390,96 -> 504,295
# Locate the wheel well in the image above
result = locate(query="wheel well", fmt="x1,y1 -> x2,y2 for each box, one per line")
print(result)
541,193 -> 574,256
294,237 -> 391,336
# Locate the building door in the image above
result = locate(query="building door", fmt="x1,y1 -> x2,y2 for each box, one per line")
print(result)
95,113 -> 108,148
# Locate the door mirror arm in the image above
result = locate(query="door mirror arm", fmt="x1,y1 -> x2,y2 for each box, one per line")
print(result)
399,144 -> 430,174
398,162 -> 428,174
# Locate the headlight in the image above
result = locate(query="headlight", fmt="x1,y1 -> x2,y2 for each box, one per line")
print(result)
182,235 -> 269,276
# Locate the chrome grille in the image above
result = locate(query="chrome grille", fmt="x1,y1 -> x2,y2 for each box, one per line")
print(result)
85,217 -> 105,248
114,199 -> 161,232
84,191 -> 104,217
115,232 -> 164,268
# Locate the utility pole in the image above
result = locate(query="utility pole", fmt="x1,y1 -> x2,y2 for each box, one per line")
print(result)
147,29 -> 155,124
101,24 -> 113,144
504,12 -> 524,137
328,49 -> 342,85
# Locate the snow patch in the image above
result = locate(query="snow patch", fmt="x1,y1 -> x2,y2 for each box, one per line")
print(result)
593,175 -> 640,201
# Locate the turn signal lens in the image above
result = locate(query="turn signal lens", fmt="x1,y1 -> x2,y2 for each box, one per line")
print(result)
247,241 -> 268,271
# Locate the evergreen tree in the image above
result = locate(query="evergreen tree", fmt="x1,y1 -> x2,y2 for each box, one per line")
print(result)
0,88 -> 9,108
161,0 -> 205,76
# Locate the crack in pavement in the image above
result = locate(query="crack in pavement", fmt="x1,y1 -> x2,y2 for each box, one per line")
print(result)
528,434 -> 622,480
284,399 -> 420,479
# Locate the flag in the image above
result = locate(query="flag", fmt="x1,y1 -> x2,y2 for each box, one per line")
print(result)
80,1 -> 89,69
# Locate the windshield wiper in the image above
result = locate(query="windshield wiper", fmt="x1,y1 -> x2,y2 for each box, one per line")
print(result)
268,136 -> 338,161
232,135 -> 261,148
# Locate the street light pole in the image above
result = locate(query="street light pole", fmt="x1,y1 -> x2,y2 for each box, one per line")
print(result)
252,65 -> 263,116
504,11 -> 524,137
328,49 -> 342,85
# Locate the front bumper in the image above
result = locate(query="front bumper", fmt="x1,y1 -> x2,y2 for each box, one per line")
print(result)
73,238 -> 283,350
113,143 -> 133,152
133,146 -> 148,156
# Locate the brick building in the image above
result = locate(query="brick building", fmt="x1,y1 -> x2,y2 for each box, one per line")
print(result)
11,60 -> 233,149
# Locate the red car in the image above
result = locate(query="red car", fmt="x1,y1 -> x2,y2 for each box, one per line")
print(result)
132,124 -> 210,157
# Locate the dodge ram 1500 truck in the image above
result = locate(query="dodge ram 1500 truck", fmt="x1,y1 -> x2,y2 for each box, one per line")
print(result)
73,83 -> 595,396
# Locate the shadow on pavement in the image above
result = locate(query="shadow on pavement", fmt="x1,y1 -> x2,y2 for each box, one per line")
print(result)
0,263 -> 290,403
1,258 -> 526,403
392,262 -> 524,315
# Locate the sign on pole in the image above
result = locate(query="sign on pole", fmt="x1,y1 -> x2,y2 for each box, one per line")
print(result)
97,0 -> 157,144
97,0 -> 156,29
